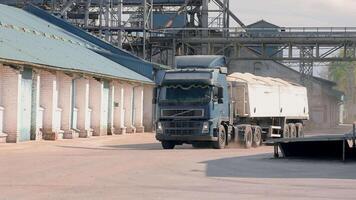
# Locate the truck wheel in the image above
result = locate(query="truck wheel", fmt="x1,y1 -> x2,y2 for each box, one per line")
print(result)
213,125 -> 226,149
289,123 -> 297,138
296,123 -> 304,138
253,127 -> 262,147
244,126 -> 253,149
161,141 -> 175,149
283,125 -> 290,138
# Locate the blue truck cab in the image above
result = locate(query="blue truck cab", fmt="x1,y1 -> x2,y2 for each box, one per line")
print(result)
155,55 -> 231,149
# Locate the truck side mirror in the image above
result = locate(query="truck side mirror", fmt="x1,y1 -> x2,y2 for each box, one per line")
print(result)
213,87 -> 224,104
218,87 -> 223,103
218,87 -> 223,99
152,87 -> 158,104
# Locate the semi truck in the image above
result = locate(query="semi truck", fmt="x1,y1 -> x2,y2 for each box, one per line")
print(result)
154,55 -> 309,149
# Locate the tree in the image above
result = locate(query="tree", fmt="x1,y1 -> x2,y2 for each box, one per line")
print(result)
329,50 -> 356,123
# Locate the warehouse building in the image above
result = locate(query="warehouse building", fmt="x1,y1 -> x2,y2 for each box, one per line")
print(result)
0,4 -> 155,143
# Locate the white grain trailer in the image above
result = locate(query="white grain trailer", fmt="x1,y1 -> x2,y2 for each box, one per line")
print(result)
227,73 -> 309,147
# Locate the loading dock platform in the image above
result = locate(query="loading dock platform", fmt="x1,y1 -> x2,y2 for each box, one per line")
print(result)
266,124 -> 356,161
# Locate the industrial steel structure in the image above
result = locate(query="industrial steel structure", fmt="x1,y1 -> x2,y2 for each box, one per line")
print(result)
5,0 -> 356,83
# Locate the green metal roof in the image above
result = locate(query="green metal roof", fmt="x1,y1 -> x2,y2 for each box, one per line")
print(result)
0,4 -> 152,83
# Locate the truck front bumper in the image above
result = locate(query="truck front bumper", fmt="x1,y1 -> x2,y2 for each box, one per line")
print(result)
156,133 -> 218,142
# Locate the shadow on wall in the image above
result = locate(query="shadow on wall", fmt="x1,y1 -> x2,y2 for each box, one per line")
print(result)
201,153 -> 356,179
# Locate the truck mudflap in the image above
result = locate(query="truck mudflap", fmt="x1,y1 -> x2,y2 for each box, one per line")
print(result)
156,134 -> 218,142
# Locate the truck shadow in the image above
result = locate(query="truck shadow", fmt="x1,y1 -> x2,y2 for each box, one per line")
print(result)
105,143 -> 198,150
57,143 -> 163,151
105,143 -> 165,150
201,153 -> 356,179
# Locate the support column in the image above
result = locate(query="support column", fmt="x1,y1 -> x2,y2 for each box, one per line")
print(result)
113,82 -> 126,134
40,71 -> 62,140
1,66 -> 21,143
0,65 -> 9,142
123,82 -> 136,133
58,72 -> 77,139
89,78 -> 107,136
143,84 -> 154,132
299,46 -> 314,86
30,70 -> 41,141
0,65 -> 4,142
107,81 -> 115,135
117,0 -> 123,47
201,0 -> 209,54
134,86 -> 144,133
76,78 -> 92,137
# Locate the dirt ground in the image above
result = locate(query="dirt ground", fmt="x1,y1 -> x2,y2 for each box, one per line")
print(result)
0,128 -> 356,200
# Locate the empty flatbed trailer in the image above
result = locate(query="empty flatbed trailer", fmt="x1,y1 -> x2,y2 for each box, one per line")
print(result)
266,124 -> 356,161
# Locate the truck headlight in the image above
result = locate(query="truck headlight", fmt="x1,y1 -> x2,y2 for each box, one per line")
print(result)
202,122 -> 209,133
157,122 -> 163,133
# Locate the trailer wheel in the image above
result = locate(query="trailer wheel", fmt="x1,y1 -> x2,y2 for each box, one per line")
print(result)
213,125 -> 226,149
161,141 -> 175,149
296,123 -> 304,138
244,126 -> 253,149
283,125 -> 290,138
289,123 -> 297,138
253,127 -> 262,147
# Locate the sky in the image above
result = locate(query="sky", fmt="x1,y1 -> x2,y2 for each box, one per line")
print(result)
228,0 -> 356,27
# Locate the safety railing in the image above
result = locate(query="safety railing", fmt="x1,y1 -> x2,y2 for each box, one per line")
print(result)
151,27 -> 356,39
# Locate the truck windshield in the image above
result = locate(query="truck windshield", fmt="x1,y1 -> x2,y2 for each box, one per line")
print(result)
159,85 -> 211,104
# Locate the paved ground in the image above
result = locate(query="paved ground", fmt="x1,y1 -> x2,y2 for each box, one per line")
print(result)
0,129 -> 356,200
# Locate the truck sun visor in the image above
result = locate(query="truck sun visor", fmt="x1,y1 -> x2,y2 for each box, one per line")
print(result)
165,72 -> 211,80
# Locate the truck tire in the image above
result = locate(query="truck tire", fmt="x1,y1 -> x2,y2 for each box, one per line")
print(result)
283,124 -> 290,138
213,125 -> 226,149
244,126 -> 253,149
161,141 -> 175,149
296,123 -> 304,138
253,127 -> 262,147
289,123 -> 297,138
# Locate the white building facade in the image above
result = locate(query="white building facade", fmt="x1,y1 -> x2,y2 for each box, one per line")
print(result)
0,4 -> 156,143
0,63 -> 154,143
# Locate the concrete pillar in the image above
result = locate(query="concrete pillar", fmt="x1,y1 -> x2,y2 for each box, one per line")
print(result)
123,82 -> 136,133
133,85 -> 144,133
113,81 -> 126,134
58,72 -> 77,139
0,65 -> 9,142
40,71 -> 62,140
0,106 -> 4,143
75,78 -> 92,137
143,84 -> 154,132
108,82 -> 115,135
89,78 -> 107,136
30,70 -> 41,140
1,66 -> 21,143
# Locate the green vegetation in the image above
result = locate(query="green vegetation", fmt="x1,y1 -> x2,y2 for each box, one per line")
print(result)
329,61 -> 356,93
329,49 -> 356,92
329,50 -> 356,122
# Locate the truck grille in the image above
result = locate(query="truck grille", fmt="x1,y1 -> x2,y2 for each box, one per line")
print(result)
161,109 -> 204,118
163,121 -> 203,135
